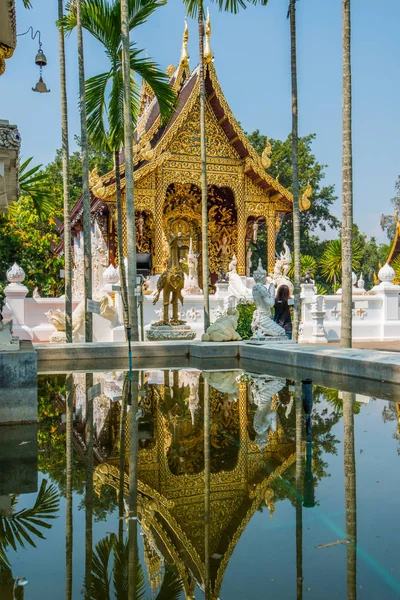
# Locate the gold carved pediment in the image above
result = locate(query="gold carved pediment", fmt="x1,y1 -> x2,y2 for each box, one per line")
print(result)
169,101 -> 240,160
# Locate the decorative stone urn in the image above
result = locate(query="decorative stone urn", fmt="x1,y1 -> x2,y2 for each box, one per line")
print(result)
6,262 -> 25,285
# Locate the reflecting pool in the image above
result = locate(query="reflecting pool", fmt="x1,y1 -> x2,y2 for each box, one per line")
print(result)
1,369 -> 400,599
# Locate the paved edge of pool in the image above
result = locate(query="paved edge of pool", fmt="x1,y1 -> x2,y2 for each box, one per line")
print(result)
33,340 -> 400,384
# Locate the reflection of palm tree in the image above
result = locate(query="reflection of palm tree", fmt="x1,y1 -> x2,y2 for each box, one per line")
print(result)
0,479 -> 59,572
295,383 -> 304,599
343,392 -> 357,599
84,533 -> 183,599
65,374 -> 74,600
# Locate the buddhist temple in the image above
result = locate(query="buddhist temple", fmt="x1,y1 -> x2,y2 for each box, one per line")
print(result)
92,371 -> 298,599
0,0 -> 16,76
72,15 -> 309,287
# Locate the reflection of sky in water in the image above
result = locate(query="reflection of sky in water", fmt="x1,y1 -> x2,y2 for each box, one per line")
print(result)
4,372 -> 400,599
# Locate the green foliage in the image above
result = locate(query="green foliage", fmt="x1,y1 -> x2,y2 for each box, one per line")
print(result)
319,238 -> 362,286
236,300 -> 255,340
246,131 -> 339,256
63,0 -> 176,153
42,137 -> 114,208
0,479 -> 59,569
315,282 -> 327,295
288,254 -> 317,279
85,532 -> 182,599
183,0 -> 268,18
18,157 -> 56,217
0,196 -> 64,301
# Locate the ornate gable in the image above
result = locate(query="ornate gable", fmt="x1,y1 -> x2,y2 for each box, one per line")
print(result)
169,100 -> 240,161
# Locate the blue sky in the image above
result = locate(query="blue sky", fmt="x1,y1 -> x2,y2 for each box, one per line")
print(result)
1,0 -> 399,242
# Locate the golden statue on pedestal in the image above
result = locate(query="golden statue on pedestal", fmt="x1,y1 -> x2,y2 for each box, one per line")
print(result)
153,232 -> 185,325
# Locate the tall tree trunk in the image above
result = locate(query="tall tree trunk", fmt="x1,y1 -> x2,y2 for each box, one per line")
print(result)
343,392 -> 357,599
198,3 -> 210,332
289,0 -> 301,342
115,150 -> 129,334
84,372 -> 94,600
65,374 -> 74,600
128,371 -> 139,595
203,376 -> 210,599
76,0 -> 93,343
120,0 -> 139,341
341,0 -> 353,348
118,378 -> 128,541
58,0 -> 72,343
295,383 -> 304,600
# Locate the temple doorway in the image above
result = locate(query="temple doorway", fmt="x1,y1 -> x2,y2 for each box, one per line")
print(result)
163,183 -> 237,289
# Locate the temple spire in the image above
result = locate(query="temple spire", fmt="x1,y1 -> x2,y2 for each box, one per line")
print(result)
204,8 -> 213,64
180,17 -> 189,68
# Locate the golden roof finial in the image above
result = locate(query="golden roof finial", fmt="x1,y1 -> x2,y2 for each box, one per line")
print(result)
166,64 -> 176,78
204,8 -> 213,64
300,180 -> 312,211
180,17 -> 189,68
261,138 -> 272,169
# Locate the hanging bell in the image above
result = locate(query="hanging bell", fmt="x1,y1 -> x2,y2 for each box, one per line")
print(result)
32,76 -> 50,93
35,48 -> 47,67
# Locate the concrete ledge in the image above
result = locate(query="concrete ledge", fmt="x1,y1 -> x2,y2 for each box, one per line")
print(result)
189,341 -> 240,359
35,341 -> 190,363
240,342 -> 400,384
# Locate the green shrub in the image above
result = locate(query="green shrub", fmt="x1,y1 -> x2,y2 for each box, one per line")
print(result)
237,301 -> 256,340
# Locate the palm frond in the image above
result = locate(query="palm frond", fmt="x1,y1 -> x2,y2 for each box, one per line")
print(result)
130,48 -> 176,123
156,565 -> 184,600
319,239 -> 363,284
65,0 -> 117,53
0,479 -> 59,563
128,0 -> 167,30
86,71 -> 113,151
183,0 -> 268,18
22,0 -> 32,7
288,254 -> 317,279
18,157 -> 55,217
85,533 -> 114,599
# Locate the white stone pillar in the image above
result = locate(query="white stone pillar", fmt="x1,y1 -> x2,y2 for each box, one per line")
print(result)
4,263 -> 28,325
310,296 -> 328,343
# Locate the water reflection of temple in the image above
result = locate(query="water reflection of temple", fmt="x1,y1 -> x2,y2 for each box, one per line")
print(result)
92,370 -> 297,599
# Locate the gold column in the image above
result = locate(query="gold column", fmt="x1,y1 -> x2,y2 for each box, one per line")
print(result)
236,168 -> 246,276
266,205 -> 276,275
154,170 -> 165,274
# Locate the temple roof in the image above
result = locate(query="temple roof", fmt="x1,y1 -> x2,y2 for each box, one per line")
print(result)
88,18 -> 304,213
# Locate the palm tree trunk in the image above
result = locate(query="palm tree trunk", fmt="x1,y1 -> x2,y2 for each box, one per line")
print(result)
128,371 -> 139,595
58,0 -> 72,343
65,374 -> 74,600
84,372 -> 94,600
118,379 -> 128,540
203,376 -> 210,599
341,0 -> 353,348
295,383 -> 304,599
343,392 -> 357,599
115,150 -> 129,334
76,0 -> 93,343
289,0 -> 301,342
120,0 -> 139,341
198,2 -> 210,332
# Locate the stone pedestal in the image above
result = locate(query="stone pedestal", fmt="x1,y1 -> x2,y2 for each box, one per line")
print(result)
146,323 -> 196,341
0,340 -> 37,423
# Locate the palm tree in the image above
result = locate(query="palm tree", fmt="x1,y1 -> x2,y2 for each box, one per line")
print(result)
319,239 -> 362,289
84,532 -> 183,599
16,157 -> 54,217
295,382 -> 304,599
0,479 -> 59,571
343,392 -> 357,599
65,374 -> 74,600
76,0 -> 93,343
288,0 -> 300,342
65,0 -> 176,339
183,0 -> 268,332
58,0 -> 73,343
341,0 -> 353,348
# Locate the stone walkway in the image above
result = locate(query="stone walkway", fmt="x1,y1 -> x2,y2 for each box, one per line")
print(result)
325,341 -> 400,352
